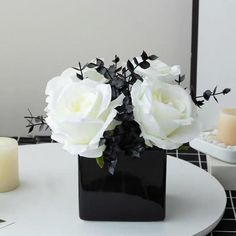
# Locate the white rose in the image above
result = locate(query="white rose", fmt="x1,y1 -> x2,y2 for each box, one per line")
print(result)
45,68 -> 124,157
135,58 -> 181,84
131,79 -> 200,150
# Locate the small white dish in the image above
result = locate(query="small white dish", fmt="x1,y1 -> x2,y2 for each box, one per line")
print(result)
190,130 -> 236,163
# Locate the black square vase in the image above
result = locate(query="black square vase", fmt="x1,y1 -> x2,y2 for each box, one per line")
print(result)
78,149 -> 166,221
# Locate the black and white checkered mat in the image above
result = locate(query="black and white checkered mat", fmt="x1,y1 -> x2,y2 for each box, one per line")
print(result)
167,146 -> 236,236
6,136 -> 236,235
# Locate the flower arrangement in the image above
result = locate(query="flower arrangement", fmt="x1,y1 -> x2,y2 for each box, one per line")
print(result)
25,51 -> 230,174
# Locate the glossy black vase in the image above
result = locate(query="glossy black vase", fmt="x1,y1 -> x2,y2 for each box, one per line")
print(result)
78,149 -> 166,221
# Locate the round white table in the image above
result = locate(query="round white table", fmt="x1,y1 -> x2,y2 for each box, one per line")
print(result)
0,144 -> 226,236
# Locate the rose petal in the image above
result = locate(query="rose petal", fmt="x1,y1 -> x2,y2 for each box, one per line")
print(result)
170,65 -> 181,76
143,133 -> 181,150
94,84 -> 112,117
63,142 -> 105,157
79,145 -> 106,158
83,68 -> 108,83
90,109 -> 117,145
168,120 -> 201,144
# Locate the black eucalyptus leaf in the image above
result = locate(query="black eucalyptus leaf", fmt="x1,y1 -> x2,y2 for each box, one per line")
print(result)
103,130 -> 114,139
133,57 -> 139,65
196,100 -> 205,107
127,60 -> 134,72
115,113 -> 133,121
213,86 -> 217,95
122,67 -> 126,78
76,73 -> 83,80
103,146 -> 113,156
26,119 -> 33,125
115,105 -> 125,113
213,95 -> 218,103
148,55 -> 158,60
223,88 -> 231,95
96,66 -> 107,76
25,110 -> 48,134
141,51 -> 148,61
175,75 -> 185,85
190,87 -> 204,107
71,66 -> 80,71
112,55 -> 120,64
108,65 -> 116,73
123,96 -> 130,105
203,90 -> 212,101
99,138 -> 106,146
96,58 -> 104,67
28,126 -> 34,133
115,67 -> 122,73
129,77 -> 136,85
125,104 -> 133,113
111,78 -> 124,89
117,74 -> 125,81
128,149 -> 141,158
116,104 -> 133,114
139,61 -> 150,69
87,63 -> 97,68
112,86 -> 122,100
133,73 -> 143,82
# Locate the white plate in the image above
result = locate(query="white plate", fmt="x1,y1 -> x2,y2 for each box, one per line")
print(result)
190,137 -> 236,163
0,144 -> 226,236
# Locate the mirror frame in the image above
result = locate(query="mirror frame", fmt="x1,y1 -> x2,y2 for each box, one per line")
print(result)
190,0 -> 199,96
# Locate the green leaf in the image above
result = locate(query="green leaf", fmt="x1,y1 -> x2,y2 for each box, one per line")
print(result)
178,145 -> 189,152
96,156 -> 104,168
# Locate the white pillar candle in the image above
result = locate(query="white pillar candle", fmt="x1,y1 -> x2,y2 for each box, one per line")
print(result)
0,137 -> 19,192
217,108 -> 236,146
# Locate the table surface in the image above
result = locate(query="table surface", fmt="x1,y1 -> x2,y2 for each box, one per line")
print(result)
0,141 -> 227,236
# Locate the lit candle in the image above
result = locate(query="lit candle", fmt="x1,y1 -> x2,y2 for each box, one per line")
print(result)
217,108 -> 236,146
0,137 -> 19,192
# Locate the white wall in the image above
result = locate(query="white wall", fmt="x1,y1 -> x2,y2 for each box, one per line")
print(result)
197,0 -> 236,130
0,0 -> 193,136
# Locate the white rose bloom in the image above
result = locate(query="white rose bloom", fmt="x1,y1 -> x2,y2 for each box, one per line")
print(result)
131,79 -> 200,150
134,58 -> 181,84
45,68 -> 124,158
